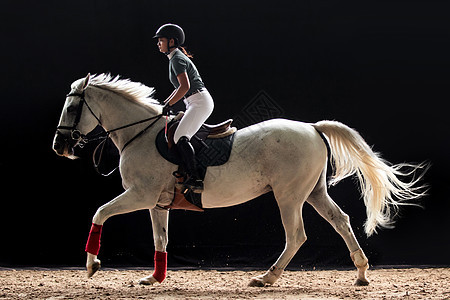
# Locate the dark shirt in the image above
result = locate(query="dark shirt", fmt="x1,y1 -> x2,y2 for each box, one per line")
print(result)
169,49 -> 205,95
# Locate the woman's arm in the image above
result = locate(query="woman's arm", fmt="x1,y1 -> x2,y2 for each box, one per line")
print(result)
164,72 -> 190,106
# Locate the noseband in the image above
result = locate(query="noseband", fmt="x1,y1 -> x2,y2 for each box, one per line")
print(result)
56,90 -> 163,175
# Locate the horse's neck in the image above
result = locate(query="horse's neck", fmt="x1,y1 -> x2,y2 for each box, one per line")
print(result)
91,88 -> 160,151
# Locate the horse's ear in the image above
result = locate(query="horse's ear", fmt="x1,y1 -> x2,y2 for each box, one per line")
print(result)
82,73 -> 91,90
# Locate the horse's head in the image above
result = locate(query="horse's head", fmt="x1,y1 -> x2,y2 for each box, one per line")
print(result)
53,73 -> 101,159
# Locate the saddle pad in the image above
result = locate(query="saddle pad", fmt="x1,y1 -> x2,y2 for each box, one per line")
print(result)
155,128 -> 236,170
155,129 -> 235,211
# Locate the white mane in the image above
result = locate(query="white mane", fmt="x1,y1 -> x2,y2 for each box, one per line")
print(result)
72,73 -> 161,110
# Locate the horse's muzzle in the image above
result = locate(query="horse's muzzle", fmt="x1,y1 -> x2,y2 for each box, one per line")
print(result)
52,132 -> 76,159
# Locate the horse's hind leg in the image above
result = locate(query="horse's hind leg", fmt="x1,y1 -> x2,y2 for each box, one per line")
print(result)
307,167 -> 370,286
249,190 -> 308,287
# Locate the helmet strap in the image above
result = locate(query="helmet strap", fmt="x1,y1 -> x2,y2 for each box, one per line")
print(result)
164,46 -> 177,56
164,38 -> 178,55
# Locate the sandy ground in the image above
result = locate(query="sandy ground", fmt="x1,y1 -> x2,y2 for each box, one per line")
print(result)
0,267 -> 449,299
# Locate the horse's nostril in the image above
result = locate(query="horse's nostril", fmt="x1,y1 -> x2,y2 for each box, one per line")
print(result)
53,142 -> 64,155
53,132 -> 66,153
53,142 -> 60,150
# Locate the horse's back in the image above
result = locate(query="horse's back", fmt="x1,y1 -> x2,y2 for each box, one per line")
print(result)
233,118 -> 327,163
241,118 -> 327,184
202,118 -> 327,208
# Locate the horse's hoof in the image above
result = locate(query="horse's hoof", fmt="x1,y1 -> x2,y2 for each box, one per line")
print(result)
355,278 -> 370,286
248,277 -> 266,287
138,275 -> 158,285
87,259 -> 101,278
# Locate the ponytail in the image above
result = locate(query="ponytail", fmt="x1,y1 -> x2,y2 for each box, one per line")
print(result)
178,46 -> 193,58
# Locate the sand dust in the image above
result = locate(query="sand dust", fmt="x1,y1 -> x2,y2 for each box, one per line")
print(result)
0,267 -> 449,299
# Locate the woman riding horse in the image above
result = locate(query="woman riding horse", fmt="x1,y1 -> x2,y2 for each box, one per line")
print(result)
154,23 -> 214,193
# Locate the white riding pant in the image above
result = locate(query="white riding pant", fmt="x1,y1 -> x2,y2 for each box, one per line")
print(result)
174,89 -> 214,144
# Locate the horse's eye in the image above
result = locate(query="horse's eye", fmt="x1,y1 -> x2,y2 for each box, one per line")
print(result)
67,105 -> 77,113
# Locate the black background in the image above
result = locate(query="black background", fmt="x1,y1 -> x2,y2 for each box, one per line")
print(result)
1,0 -> 449,269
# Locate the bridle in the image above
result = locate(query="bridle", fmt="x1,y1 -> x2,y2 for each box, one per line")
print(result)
56,90 -> 102,146
56,90 -> 163,175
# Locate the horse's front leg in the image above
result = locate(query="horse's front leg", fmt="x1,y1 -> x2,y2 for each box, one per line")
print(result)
86,223 -> 102,278
139,207 -> 169,285
85,188 -> 157,278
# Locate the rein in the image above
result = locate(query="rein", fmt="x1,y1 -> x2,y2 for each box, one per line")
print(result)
58,90 -> 163,176
91,114 -> 162,176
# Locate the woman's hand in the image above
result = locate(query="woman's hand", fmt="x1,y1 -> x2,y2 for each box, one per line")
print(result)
162,102 -> 172,115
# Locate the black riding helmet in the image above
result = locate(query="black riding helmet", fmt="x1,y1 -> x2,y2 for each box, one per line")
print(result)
153,24 -> 185,54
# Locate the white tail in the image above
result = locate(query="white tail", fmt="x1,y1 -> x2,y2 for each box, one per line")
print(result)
313,120 -> 428,236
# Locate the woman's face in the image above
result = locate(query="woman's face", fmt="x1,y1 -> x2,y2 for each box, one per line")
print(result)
157,37 -> 175,53
157,37 -> 168,53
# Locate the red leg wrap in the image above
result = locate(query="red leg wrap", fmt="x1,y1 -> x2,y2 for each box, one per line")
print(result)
152,251 -> 167,283
85,223 -> 103,255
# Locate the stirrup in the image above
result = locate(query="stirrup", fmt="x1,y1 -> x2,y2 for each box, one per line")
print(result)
172,171 -> 185,179
182,176 -> 204,194
173,171 -> 186,191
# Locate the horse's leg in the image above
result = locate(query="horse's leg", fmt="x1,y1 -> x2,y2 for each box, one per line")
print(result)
86,188 -> 157,278
249,192 -> 308,287
307,167 -> 370,286
139,208 -> 169,285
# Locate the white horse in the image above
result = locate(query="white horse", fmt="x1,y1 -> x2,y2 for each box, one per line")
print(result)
53,73 -> 427,287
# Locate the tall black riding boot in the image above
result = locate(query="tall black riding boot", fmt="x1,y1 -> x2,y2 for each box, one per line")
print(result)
176,136 -> 204,193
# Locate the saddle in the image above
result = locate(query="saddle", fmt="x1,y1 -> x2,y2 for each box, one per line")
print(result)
155,112 -> 237,212
166,112 -> 236,152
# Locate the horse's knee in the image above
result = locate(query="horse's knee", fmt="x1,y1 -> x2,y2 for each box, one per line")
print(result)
150,209 -> 169,252
92,201 -> 121,224
93,205 -> 109,225
153,234 -> 168,252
